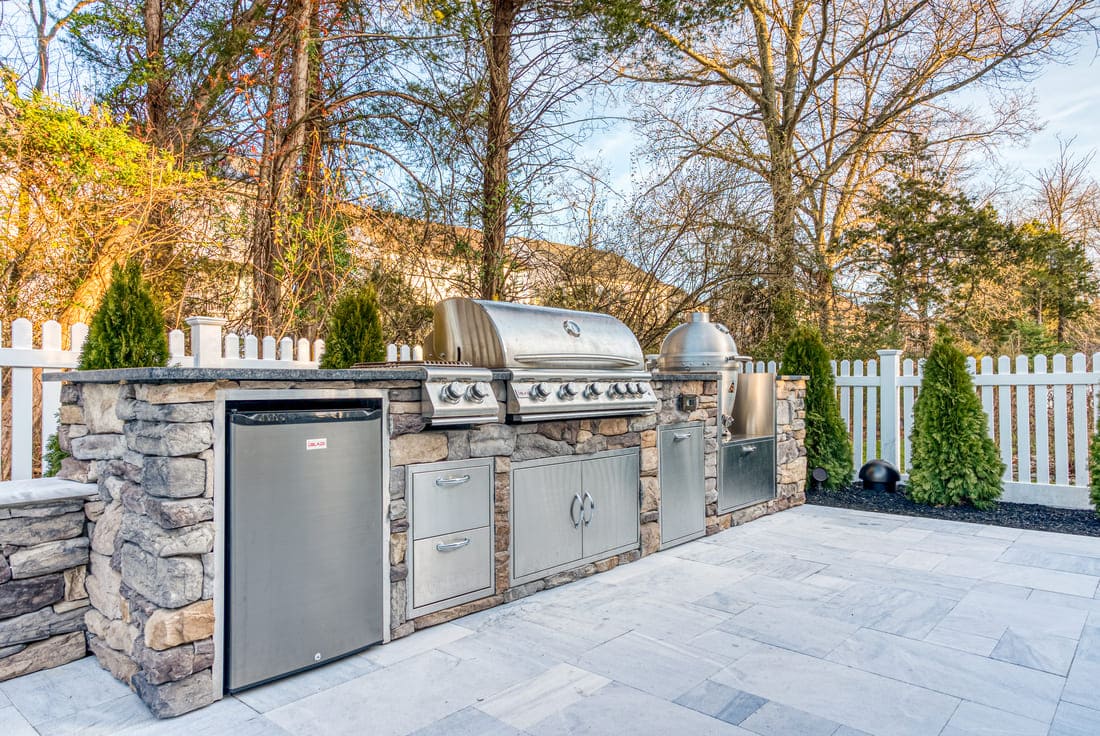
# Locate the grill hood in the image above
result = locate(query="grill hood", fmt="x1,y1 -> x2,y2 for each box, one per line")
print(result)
430,298 -> 646,372
656,312 -> 744,373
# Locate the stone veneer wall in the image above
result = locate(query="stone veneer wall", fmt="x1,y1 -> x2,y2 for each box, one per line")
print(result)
51,373 -> 807,717
0,491 -> 95,681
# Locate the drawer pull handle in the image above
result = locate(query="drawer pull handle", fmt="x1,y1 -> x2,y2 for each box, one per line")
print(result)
741,445 -> 757,454
582,491 -> 595,525
570,493 -> 583,528
436,538 -> 471,552
673,433 -> 693,442
435,475 -> 471,487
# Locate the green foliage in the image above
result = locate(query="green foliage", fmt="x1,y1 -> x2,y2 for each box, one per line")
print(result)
907,330 -> 1003,509
78,261 -> 170,369
44,424 -> 69,478
780,327 -> 852,490
319,287 -> 386,369
843,163 -> 1018,355
1091,426 -> 1100,517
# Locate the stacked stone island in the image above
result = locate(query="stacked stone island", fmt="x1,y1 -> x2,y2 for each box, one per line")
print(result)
40,367 -> 807,717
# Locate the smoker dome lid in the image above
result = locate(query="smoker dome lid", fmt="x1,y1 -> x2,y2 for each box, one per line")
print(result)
656,312 -> 739,371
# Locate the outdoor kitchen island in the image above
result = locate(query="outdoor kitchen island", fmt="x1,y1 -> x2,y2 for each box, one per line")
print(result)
45,365 -> 807,718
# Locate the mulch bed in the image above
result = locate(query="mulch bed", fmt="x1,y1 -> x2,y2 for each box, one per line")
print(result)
806,484 -> 1100,538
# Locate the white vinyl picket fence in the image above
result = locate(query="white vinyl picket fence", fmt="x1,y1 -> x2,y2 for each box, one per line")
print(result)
745,350 -> 1100,509
0,317 -> 322,481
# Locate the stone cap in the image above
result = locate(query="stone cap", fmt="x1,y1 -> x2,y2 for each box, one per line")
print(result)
43,367 -> 439,383
651,372 -> 721,382
0,478 -> 98,509
776,375 -> 809,381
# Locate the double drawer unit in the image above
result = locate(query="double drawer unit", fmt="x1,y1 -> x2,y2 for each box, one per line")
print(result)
407,458 -> 495,617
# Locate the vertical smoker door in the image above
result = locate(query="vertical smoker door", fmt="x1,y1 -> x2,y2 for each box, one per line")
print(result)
227,407 -> 383,692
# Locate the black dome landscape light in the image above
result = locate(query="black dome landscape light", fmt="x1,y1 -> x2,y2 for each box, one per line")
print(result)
859,459 -> 901,493
810,466 -> 829,491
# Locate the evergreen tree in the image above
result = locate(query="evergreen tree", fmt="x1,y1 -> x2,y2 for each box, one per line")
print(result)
907,329 -> 1003,509
78,260 -> 170,370
781,327 -> 852,490
319,287 -> 386,369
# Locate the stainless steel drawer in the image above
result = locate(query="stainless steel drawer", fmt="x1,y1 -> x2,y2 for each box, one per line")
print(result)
410,460 -> 493,540
412,526 -> 493,610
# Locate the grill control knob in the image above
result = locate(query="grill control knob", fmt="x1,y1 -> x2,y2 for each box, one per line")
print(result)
609,382 -> 627,398
440,382 -> 464,404
529,382 -> 551,400
624,383 -> 637,395
584,382 -> 606,399
632,382 -> 645,395
466,381 -> 491,402
558,382 -> 579,399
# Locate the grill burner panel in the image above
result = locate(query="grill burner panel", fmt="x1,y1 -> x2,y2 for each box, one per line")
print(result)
507,374 -> 655,422
352,361 -> 501,426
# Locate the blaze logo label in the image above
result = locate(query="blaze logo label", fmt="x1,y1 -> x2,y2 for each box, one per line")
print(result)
306,438 -> 327,450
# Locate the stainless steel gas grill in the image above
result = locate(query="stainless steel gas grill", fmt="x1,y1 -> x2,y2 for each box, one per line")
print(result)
427,299 -> 658,422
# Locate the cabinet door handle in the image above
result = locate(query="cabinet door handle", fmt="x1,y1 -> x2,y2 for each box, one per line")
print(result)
582,491 -> 595,525
741,445 -> 757,454
435,538 -> 471,552
570,493 -> 583,528
673,432 -> 693,442
435,474 -> 471,487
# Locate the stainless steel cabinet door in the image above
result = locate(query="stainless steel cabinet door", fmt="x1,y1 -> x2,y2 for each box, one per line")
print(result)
227,409 -> 383,692
512,461 -> 583,580
580,450 -> 640,559
659,423 -> 705,547
720,437 -> 776,511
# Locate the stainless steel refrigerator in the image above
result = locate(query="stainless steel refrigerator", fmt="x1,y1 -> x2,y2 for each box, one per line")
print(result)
226,399 -> 384,692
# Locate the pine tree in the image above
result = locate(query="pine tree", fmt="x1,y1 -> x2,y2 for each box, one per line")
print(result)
318,287 -> 386,369
780,327 -> 852,490
907,330 -> 1003,509
78,260 -> 170,369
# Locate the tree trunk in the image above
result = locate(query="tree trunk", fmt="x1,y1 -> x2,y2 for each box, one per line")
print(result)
144,0 -> 170,146
249,0 -> 315,334
480,0 -> 517,301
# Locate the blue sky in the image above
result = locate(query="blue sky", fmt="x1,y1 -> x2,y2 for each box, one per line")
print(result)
575,34 -> 1100,211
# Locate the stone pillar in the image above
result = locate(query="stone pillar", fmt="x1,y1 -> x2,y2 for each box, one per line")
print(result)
59,381 -> 218,718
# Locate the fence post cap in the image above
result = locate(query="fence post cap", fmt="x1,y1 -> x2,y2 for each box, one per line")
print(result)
876,349 -> 903,357
184,316 -> 227,327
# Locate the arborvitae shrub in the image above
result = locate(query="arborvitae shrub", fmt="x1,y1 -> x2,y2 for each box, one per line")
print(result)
1090,429 -> 1100,516
78,260 -> 169,370
907,331 -> 1003,509
319,287 -> 385,369
780,327 -> 852,490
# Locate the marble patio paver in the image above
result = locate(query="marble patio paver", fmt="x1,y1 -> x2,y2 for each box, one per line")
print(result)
6,504 -> 1100,734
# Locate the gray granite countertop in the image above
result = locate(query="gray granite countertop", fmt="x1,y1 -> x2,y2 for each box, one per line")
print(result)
43,367 -> 434,383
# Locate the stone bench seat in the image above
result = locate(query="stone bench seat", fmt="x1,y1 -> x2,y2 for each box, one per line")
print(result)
0,477 -> 98,510
1,476 -> 97,683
